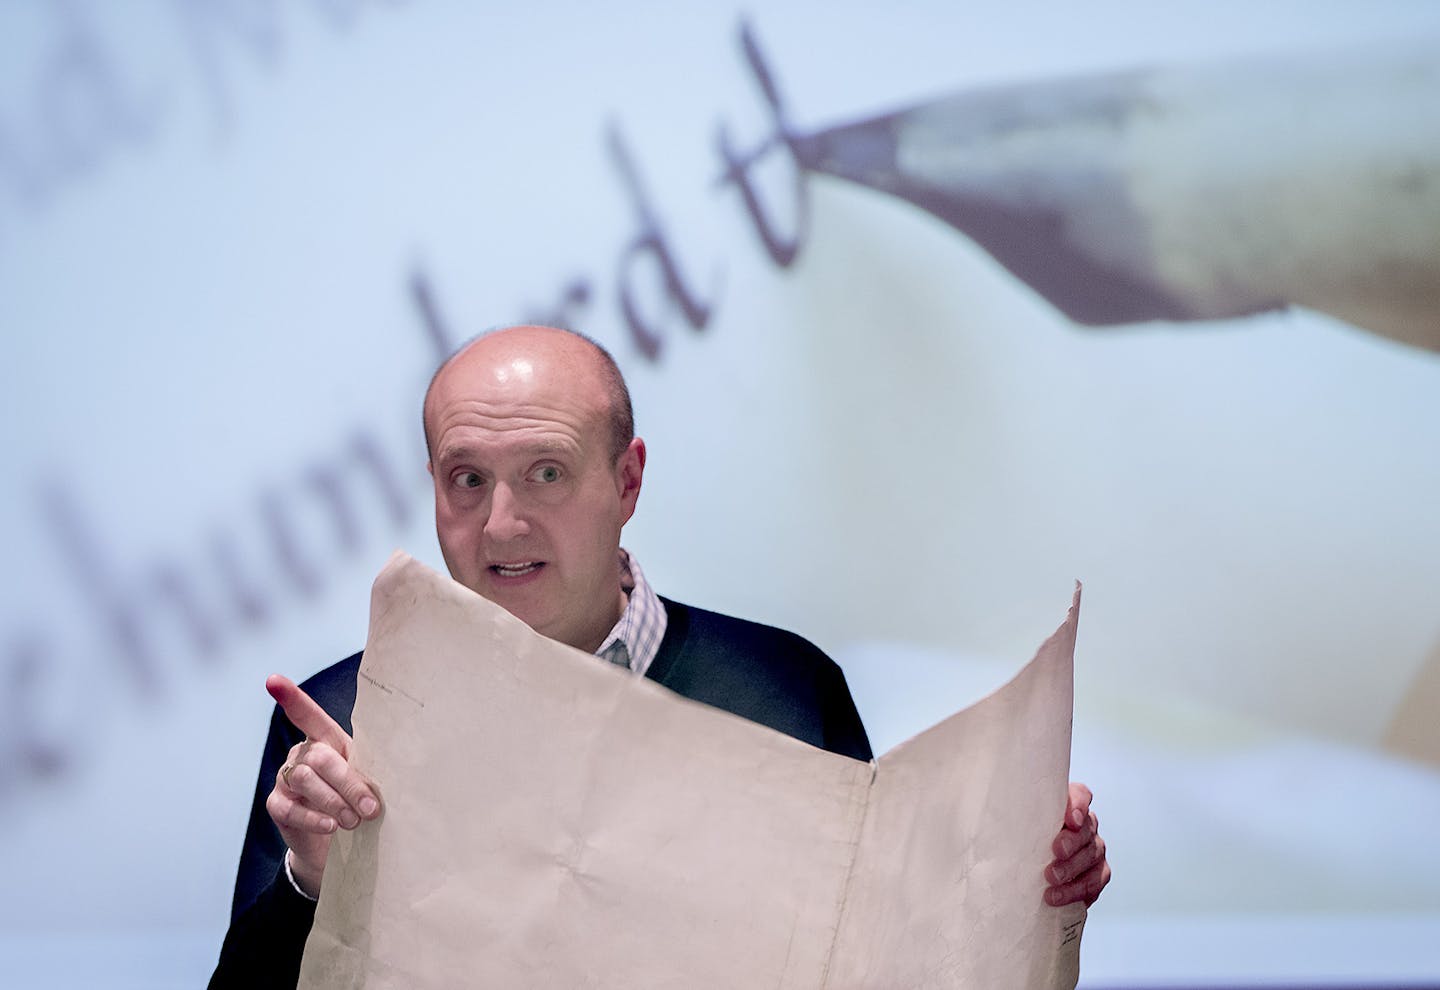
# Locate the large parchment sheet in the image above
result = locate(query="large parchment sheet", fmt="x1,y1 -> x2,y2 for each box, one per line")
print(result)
298,553 -> 1085,989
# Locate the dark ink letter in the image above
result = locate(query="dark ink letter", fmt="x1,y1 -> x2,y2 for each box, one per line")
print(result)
608,124 -> 717,362
715,21 -> 809,267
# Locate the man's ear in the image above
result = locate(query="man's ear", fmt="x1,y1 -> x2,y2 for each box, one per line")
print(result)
617,437 -> 646,524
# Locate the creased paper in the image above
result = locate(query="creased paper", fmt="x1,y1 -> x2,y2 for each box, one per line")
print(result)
298,552 -> 1085,989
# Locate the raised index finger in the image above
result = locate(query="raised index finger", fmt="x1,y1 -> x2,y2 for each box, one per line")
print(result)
266,674 -> 350,755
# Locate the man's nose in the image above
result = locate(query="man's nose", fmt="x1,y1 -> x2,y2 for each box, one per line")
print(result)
483,482 -> 531,541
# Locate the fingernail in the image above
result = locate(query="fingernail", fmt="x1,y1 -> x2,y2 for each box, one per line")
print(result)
322,817 -> 337,833
340,810 -> 359,829
359,797 -> 378,817
1071,809 -> 1084,828
1057,837 -> 1074,859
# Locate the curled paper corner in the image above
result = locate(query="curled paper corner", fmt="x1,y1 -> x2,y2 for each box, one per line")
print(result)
1042,580 -> 1082,663
373,549 -> 429,591
369,550 -> 493,624
369,552 -> 606,643
366,551 -> 495,649
369,550 -> 422,606
371,550 -> 505,612
366,551 -> 426,642
1066,580 -> 1083,645
380,547 -> 415,572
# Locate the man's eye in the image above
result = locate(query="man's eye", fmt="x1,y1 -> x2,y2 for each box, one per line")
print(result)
457,472 -> 483,489
532,465 -> 562,483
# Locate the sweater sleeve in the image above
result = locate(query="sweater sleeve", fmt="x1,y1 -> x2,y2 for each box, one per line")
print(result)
818,655 -> 874,762
208,704 -> 315,988
210,656 -> 360,988
208,863 -> 318,989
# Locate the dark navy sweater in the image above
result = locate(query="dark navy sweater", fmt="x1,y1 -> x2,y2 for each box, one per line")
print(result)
210,598 -> 871,988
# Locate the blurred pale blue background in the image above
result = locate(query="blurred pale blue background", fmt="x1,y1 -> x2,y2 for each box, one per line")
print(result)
2,2 -> 1438,986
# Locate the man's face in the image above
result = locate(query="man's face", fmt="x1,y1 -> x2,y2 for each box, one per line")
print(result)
425,329 -> 643,653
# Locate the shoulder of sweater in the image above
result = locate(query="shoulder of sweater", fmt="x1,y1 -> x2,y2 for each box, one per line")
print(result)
290,651 -> 363,730
296,651 -> 362,693
658,596 -> 836,667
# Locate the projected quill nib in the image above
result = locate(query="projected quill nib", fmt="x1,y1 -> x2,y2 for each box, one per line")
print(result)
791,40 -> 1440,352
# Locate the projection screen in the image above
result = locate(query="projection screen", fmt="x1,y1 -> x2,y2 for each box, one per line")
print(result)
2,2 -> 1437,986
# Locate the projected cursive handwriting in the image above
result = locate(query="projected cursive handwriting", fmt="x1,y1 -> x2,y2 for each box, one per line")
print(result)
0,19 -> 808,813
0,0 -> 406,245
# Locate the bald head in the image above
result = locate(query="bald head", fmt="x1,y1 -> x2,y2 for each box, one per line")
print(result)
423,325 -> 633,464
423,324 -> 646,651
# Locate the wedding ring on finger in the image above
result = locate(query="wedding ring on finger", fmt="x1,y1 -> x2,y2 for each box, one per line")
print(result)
281,762 -> 299,788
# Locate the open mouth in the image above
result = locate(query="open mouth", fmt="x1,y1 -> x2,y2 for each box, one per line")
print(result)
490,561 -> 543,578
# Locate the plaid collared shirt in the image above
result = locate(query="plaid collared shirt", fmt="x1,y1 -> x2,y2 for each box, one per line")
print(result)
595,549 -> 668,678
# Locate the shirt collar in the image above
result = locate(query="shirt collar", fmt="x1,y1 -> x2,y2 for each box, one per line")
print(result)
595,549 -> 667,677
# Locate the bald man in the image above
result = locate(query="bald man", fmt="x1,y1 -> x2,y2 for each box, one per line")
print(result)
210,326 -> 1108,987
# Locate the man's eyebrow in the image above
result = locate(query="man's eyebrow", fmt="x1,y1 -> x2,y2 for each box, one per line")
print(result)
435,438 -> 576,463
433,443 -> 472,464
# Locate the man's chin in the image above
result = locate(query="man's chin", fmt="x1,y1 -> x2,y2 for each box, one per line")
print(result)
485,587 -> 566,637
